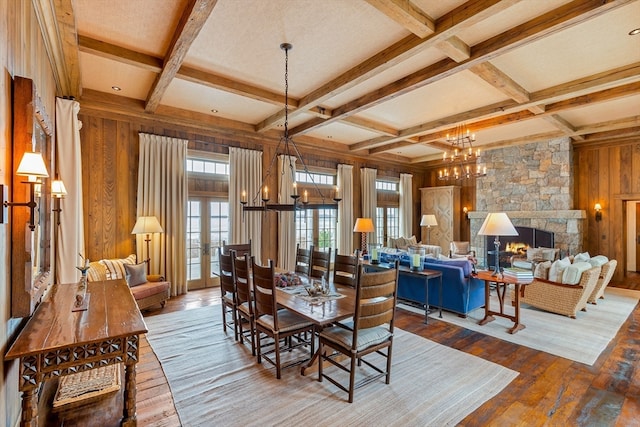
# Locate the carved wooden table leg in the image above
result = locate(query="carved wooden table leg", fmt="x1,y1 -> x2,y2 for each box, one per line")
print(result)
21,386 -> 39,427
122,361 -> 137,427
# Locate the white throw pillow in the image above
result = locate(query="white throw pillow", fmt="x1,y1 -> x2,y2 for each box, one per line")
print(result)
573,252 -> 591,263
562,261 -> 592,285
548,257 -> 571,282
588,255 -> 609,267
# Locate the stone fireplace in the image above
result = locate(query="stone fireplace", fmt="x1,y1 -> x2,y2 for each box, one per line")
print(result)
469,138 -> 586,267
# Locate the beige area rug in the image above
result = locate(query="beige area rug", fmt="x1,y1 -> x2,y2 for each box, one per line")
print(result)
403,287 -> 639,366
144,307 -> 518,427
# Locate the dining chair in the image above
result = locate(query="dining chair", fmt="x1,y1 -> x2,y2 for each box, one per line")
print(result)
231,249 -> 255,356
295,244 -> 313,276
222,239 -> 252,258
250,257 -> 315,379
310,247 -> 332,281
219,250 -> 238,341
318,261 -> 399,402
332,250 -> 360,288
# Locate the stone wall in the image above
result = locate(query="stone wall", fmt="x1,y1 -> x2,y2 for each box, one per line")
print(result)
470,137 -> 586,266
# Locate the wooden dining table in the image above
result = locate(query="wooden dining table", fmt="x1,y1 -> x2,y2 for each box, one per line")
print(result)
274,274 -> 356,375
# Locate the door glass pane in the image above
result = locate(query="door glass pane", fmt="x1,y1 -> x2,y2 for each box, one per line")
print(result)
387,207 -> 400,241
295,210 -> 313,248
318,208 -> 336,260
376,207 -> 385,245
209,200 -> 229,277
186,200 -> 201,280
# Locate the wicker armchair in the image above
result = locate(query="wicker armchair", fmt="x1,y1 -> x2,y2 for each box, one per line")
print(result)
518,266 -> 601,318
587,260 -> 617,304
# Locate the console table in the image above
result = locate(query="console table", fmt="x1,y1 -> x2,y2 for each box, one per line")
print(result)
475,270 -> 532,334
5,279 -> 147,426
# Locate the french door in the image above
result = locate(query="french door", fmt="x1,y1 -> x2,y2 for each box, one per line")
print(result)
186,197 -> 229,289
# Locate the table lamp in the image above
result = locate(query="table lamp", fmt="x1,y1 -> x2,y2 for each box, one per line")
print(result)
131,215 -> 164,274
353,218 -> 375,256
420,214 -> 438,245
478,212 -> 518,276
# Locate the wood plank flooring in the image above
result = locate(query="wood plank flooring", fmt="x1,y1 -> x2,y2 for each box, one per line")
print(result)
99,274 -> 640,425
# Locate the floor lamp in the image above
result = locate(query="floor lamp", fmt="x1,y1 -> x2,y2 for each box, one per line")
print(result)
420,214 -> 438,245
132,216 -> 164,275
353,218 -> 374,256
478,212 -> 518,276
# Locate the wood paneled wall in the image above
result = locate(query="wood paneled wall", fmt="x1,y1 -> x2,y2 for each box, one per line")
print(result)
574,140 -> 640,281
78,108 -> 428,264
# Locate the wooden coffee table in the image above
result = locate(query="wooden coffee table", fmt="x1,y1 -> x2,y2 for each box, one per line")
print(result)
474,270 -> 532,334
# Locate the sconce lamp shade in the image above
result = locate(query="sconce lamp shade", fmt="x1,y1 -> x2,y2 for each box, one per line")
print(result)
420,214 -> 438,227
353,218 -> 374,233
131,216 -> 164,235
16,152 -> 49,178
477,212 -> 518,236
594,203 -> 602,221
51,180 -> 67,198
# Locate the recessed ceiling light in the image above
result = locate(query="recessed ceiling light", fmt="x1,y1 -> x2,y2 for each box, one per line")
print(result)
327,135 -> 333,139
210,109 -> 218,113
111,86 -> 121,91
629,28 -> 640,36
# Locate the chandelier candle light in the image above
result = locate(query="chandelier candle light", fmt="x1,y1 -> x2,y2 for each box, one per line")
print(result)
439,124 -> 486,181
242,43 -> 339,213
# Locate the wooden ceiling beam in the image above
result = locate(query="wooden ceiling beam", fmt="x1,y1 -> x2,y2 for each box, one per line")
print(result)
540,114 -> 585,141
291,0 -> 631,137
469,61 -> 530,103
145,0 -> 218,113
34,0 -> 82,97
355,63 -> 640,153
364,0 -> 435,38
437,36 -> 471,63
257,0 -> 520,133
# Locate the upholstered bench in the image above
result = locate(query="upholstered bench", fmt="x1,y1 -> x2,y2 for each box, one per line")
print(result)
87,255 -> 170,311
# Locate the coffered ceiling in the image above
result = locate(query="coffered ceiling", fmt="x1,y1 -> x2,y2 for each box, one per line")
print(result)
45,0 -> 640,164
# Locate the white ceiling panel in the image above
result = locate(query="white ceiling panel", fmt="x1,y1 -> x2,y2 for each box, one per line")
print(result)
558,95 -> 640,127
80,52 -> 156,100
162,79 -> 279,124
305,121 -> 383,145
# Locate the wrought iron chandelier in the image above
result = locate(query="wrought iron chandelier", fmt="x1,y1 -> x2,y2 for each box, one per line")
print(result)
242,43 -> 340,212
438,124 -> 486,181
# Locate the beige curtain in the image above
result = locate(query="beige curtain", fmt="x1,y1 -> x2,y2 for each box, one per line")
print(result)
361,167 -> 378,244
337,164 -> 354,255
229,147 -> 262,262
55,97 -> 85,283
137,133 -> 188,296
277,155 -> 296,271
399,173 -> 413,238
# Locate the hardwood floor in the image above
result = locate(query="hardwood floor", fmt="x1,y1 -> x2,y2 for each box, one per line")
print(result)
133,274 -> 640,426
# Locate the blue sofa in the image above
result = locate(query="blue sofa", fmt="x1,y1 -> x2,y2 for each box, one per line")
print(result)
380,253 -> 485,316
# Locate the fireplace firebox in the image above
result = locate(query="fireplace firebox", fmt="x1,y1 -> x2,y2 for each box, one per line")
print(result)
485,226 -> 554,269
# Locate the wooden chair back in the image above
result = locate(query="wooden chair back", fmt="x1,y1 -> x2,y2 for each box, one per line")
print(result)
250,257 -> 278,329
231,250 -> 252,308
219,250 -> 236,297
295,244 -> 313,276
332,252 -> 359,288
222,239 -> 252,258
310,248 -> 332,280
353,263 -> 399,338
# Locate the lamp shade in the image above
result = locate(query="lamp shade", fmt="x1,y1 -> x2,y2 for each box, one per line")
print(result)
353,218 -> 374,233
131,216 -> 163,234
51,179 -> 67,198
420,214 -> 438,227
477,212 -> 518,236
16,152 -> 49,178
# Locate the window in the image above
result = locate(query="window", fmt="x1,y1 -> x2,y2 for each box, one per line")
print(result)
295,209 -> 337,259
376,180 -> 398,192
186,158 -> 229,176
295,171 -> 335,186
376,207 -> 399,246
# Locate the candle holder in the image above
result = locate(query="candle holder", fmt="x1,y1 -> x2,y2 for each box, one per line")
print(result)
73,265 -> 91,311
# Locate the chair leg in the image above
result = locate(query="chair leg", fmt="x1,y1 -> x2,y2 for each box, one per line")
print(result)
348,354 -> 357,403
275,334 -> 282,379
221,302 -> 227,334
249,319 -> 256,356
318,341 -> 324,382
256,331 -> 262,364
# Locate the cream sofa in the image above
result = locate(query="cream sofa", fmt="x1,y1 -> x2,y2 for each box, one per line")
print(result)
87,255 -> 170,311
387,236 -> 442,258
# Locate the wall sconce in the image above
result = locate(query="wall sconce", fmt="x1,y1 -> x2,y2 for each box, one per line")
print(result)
463,206 -> 469,220
594,203 -> 602,221
1,152 -> 50,231
51,179 -> 68,224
